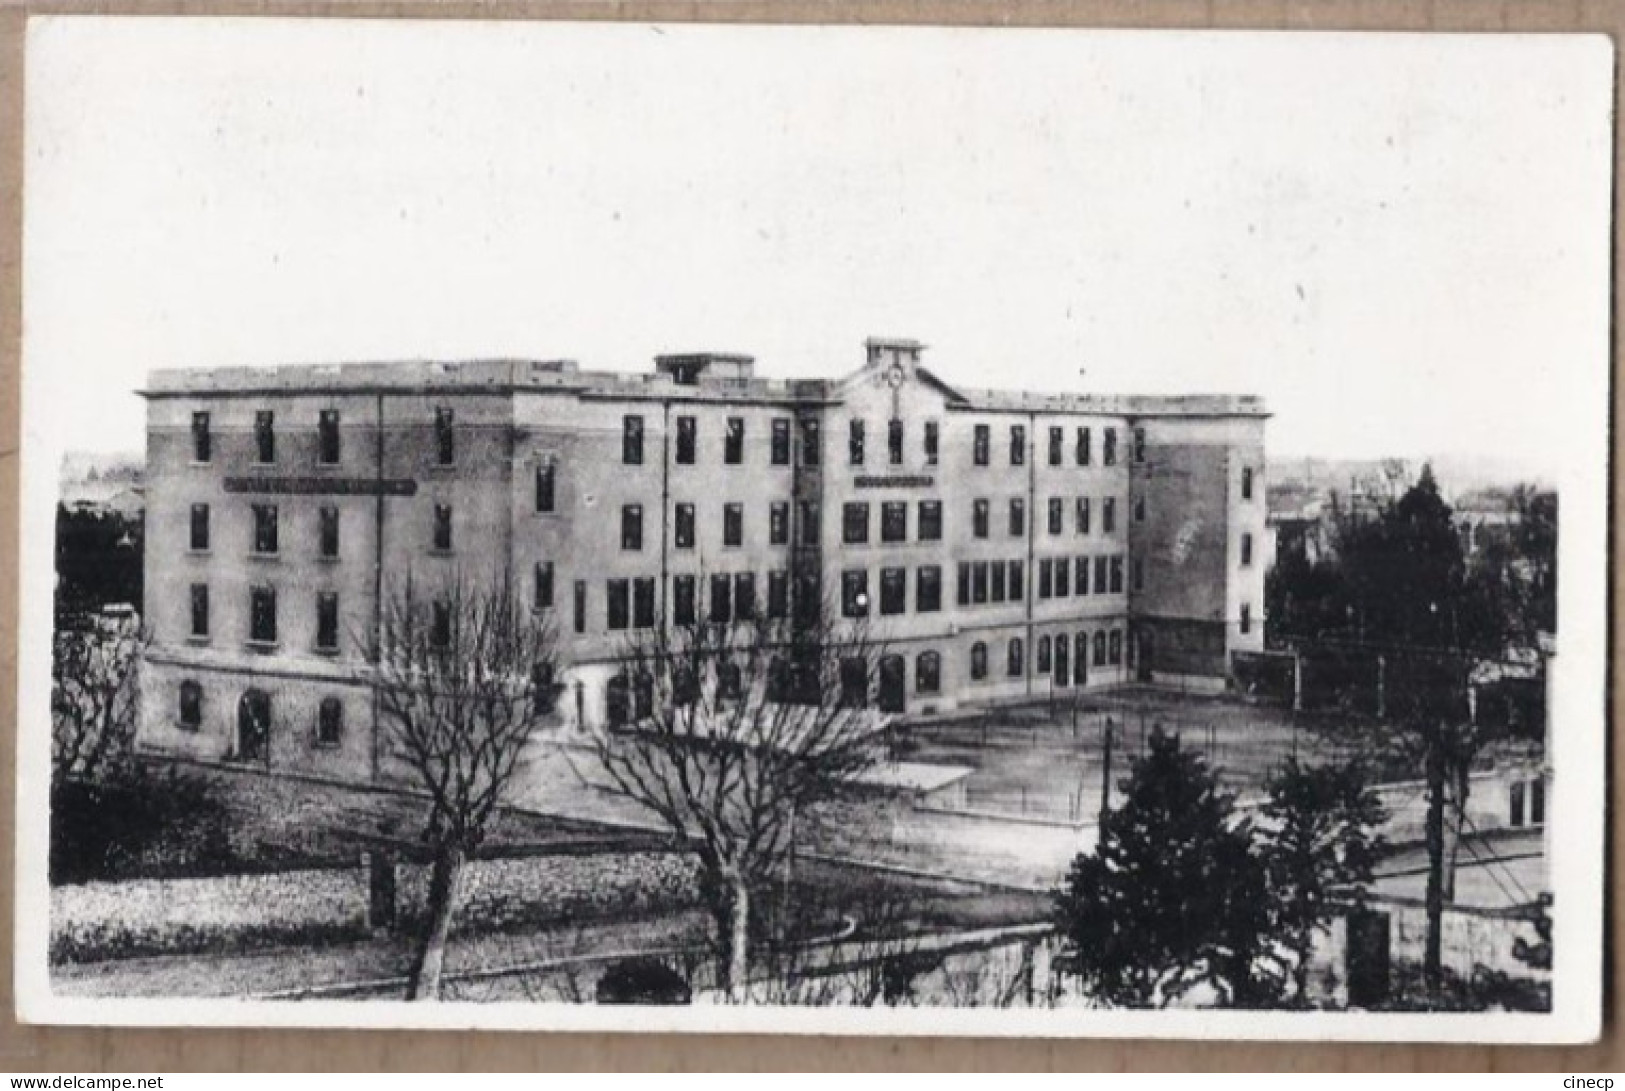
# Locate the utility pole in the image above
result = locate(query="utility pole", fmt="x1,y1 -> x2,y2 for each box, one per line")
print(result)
1423,720 -> 1446,998
1099,716 -> 1115,829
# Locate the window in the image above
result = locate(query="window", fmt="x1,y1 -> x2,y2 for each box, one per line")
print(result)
1103,428 -> 1118,466
887,419 -> 904,466
633,577 -> 657,628
723,503 -> 743,547
432,600 -> 451,648
1009,560 -> 1025,600
316,698 -> 343,747
1240,603 -> 1252,635
316,592 -> 339,652
1048,498 -> 1063,536
1242,466 -> 1255,500
674,575 -> 697,626
1076,497 -> 1091,535
956,562 -> 971,607
732,573 -> 755,620
767,570 -> 789,619
1008,638 -> 1025,678
1103,497 -> 1117,534
674,503 -> 695,549
1067,556 -> 1084,597
1094,555 -> 1109,595
1054,556 -> 1071,597
675,416 -> 697,465
574,580 -> 587,634
1054,636 -> 1069,688
1135,496 -> 1146,523
254,410 -> 276,464
972,561 -> 989,604
710,573 -> 733,624
622,415 -> 644,465
881,502 -> 907,543
1010,425 -> 1026,466
1094,631 -> 1108,667
318,410 -> 341,465
918,500 -> 942,541
1133,558 -> 1145,592
534,561 -> 554,610
1048,427 -> 1063,466
917,566 -> 942,613
433,504 -> 453,552
1110,556 -> 1124,594
191,412 -> 212,463
799,500 -> 820,544
535,460 -> 556,513
318,506 -> 339,559
190,503 -> 210,551
178,680 -> 203,730
1133,427 -> 1146,464
1241,532 -> 1254,567
771,418 -> 791,465
1531,779 -> 1545,825
1109,630 -> 1123,665
1510,781 -> 1526,827
769,502 -> 789,545
973,498 -> 989,539
1076,427 -> 1091,466
848,419 -> 866,466
916,651 -> 941,694
607,579 -> 630,631
718,660 -> 744,701
621,504 -> 643,551
843,502 -> 870,545
1038,559 -> 1053,599
434,407 -> 455,466
990,561 -> 1007,603
190,584 -> 209,639
252,504 -> 279,555
973,424 -> 990,466
249,586 -> 277,644
970,642 -> 988,681
880,567 -> 906,616
842,569 -> 869,618
724,417 -> 745,465
1037,636 -> 1053,673
800,418 -> 821,466
924,421 -> 939,466
1009,498 -> 1026,537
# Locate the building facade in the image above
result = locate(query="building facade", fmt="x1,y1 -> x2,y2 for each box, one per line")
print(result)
136,339 -> 1268,782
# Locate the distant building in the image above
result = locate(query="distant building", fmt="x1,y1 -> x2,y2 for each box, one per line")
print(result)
136,340 -> 1267,782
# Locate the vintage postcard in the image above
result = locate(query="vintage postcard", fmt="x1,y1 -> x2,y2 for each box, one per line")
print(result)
13,17 -> 1612,1042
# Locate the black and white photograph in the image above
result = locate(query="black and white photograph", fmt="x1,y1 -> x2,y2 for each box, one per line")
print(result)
14,17 -> 1612,1041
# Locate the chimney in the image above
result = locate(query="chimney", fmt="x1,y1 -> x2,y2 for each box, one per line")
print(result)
865,337 -> 924,369
654,352 -> 756,386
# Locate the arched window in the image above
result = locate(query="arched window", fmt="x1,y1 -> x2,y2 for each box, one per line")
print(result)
916,651 -> 941,694
1109,630 -> 1124,666
316,697 -> 343,747
605,674 -> 631,728
1074,633 -> 1088,685
178,680 -> 203,730
1036,635 -> 1052,673
970,641 -> 988,681
1007,638 -> 1024,678
633,672 -> 655,720
1094,631 -> 1108,667
672,665 -> 700,707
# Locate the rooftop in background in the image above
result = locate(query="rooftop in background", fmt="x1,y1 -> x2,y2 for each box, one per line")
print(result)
140,349 -> 1269,419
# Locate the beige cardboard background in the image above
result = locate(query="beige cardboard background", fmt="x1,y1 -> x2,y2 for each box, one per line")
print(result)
0,1 -> 1616,1070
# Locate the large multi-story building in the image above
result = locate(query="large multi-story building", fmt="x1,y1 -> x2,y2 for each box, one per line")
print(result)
136,339 -> 1268,782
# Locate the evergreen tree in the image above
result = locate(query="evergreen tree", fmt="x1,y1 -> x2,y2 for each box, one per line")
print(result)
1055,728 -> 1274,1007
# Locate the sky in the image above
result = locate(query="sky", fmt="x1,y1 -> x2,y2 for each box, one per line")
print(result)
22,19 -> 1614,482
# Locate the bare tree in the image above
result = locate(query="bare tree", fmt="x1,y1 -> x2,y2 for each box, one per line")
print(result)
51,618 -> 142,786
370,571 -> 561,1001
584,592 -> 889,1001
